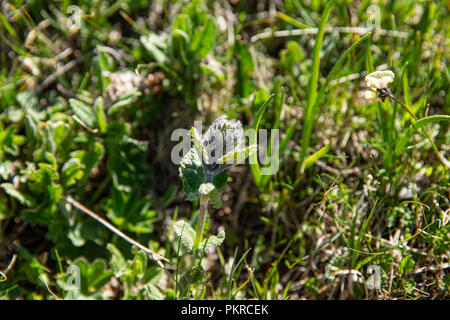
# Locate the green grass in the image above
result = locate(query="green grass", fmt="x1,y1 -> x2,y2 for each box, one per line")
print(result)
0,0 -> 449,300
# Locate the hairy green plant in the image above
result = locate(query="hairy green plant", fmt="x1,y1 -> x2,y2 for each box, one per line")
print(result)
179,116 -> 255,250
174,115 -> 257,296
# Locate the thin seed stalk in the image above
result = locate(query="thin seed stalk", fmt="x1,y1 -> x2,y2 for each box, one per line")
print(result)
193,197 -> 209,250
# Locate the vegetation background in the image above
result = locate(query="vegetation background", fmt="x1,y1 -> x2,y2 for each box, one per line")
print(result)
0,0 -> 449,300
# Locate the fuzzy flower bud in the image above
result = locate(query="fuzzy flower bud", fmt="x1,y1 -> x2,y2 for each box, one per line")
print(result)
191,115 -> 256,181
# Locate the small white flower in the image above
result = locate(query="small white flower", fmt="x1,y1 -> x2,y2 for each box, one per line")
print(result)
365,70 -> 395,90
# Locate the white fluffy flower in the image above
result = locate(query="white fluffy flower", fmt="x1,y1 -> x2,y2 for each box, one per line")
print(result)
365,70 -> 395,90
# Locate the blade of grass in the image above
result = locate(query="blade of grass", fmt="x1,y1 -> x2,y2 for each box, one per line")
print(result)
283,33 -> 371,185
0,12 -> 20,43
385,91 -> 450,168
391,62 -> 409,144
262,237 -> 295,298
227,248 -> 252,300
293,0 -> 317,27
276,12 -> 311,29
249,94 -> 274,187
296,29 -> 372,179
351,200 -> 378,268
303,141 -> 331,170
260,83 -> 284,188
394,115 -> 450,157
298,1 -> 333,175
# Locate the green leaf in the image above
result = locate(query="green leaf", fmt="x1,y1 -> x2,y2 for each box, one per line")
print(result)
61,158 -> 84,188
106,243 -> 128,277
280,41 -> 305,75
69,98 -> 95,128
0,161 -> 13,180
0,124 -> 24,156
24,108 -> 42,143
260,81 -> 284,188
177,264 -> 204,294
191,17 -> 216,59
303,141 -> 331,170
1,183 -> 36,207
157,185 -> 177,209
200,231 -> 225,252
306,2 -> 333,115
16,90 -> 38,109
299,2 -> 333,169
107,90 -> 142,115
67,222 -> 86,247
94,97 -> 107,133
402,69 -> 412,110
227,248 -> 252,299
234,41 -> 255,98
57,258 -> 112,298
298,32 -> 372,173
276,12 -> 310,29
0,12 -> 20,42
171,29 -> 190,65
25,162 -> 59,194
13,243 -> 48,285
179,147 -> 205,201
186,265 -> 204,283
398,255 -> 414,275
172,13 -> 190,33
140,34 -> 169,65
173,220 -> 196,253
105,189 -> 158,234
145,284 -> 164,300
249,94 -> 274,186
206,185 -> 222,209
85,259 -> 114,290
200,62 -> 224,80
212,170 -> 228,190
218,145 -> 257,165
395,115 -> 450,156
143,265 -> 163,285
69,144 -> 104,188
189,127 -> 207,162
51,121 -> 69,148
130,249 -> 148,278
94,46 -> 112,94
273,80 -> 284,130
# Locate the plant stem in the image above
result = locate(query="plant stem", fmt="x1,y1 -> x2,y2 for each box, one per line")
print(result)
386,92 -> 449,169
193,197 -> 209,251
